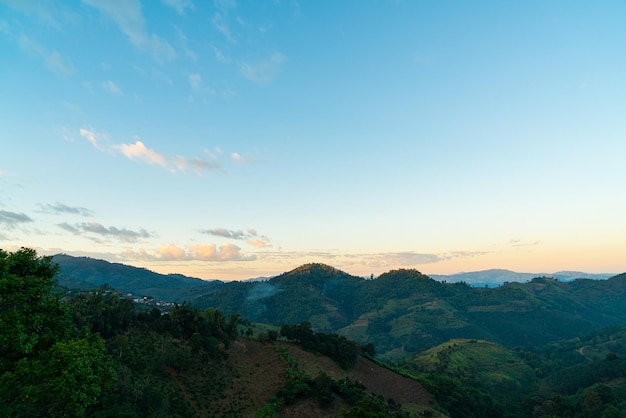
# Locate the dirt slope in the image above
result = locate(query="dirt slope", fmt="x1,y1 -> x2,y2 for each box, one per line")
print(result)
219,339 -> 434,417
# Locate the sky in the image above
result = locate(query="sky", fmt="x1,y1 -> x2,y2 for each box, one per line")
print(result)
1,0 -> 625,281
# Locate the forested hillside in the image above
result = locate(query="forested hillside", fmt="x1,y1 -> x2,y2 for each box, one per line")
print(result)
2,249 -> 437,417
46,253 -> 626,417
53,256 -> 626,360
193,264 -> 626,360
53,254 -> 223,302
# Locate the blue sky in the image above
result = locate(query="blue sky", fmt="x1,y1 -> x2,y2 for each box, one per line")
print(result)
1,0 -> 625,280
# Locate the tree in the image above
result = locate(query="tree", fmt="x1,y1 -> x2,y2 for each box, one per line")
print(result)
0,248 -> 116,416
0,248 -> 70,362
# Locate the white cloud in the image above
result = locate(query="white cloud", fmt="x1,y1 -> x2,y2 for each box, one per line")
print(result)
79,127 -> 110,152
230,151 -> 254,164
18,34 -> 74,75
240,52 -> 286,84
101,80 -> 122,95
116,140 -> 169,169
78,128 -> 223,175
173,155 -> 220,175
151,242 -> 255,262
161,0 -> 195,16
248,237 -> 272,248
82,0 -> 176,62
189,243 -> 254,261
155,243 -> 188,260
120,247 -> 153,261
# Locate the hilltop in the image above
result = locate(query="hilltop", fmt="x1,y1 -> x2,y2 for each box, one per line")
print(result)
53,254 -> 223,301
53,255 -> 626,360
5,248 -> 626,417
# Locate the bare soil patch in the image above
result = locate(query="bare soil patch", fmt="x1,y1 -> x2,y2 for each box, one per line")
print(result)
207,339 -> 435,417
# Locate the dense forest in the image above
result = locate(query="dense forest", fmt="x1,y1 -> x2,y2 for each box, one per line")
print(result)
3,248 -> 626,417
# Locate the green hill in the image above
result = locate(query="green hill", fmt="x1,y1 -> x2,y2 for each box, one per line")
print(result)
7,249 -> 626,417
53,254 -> 222,302
53,255 -> 626,361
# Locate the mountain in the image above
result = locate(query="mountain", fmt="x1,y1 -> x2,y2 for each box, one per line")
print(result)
10,249 -> 626,417
195,265 -> 626,360
53,255 -> 626,361
53,254 -> 223,302
430,269 -> 615,287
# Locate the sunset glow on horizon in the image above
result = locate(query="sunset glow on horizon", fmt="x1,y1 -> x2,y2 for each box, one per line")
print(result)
1,1 -> 625,281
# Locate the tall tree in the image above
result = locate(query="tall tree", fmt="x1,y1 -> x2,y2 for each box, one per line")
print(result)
0,248 -> 115,416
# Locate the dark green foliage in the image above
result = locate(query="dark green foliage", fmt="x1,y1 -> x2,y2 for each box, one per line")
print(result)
0,248 -> 116,417
53,253 -> 222,301
54,257 -> 626,364
89,299 -> 242,416
268,346 -> 405,416
336,395 -> 400,418
19,252 -> 626,417
280,322 -> 359,369
421,373 -> 501,418
361,342 -> 375,357
70,287 -> 134,338
187,264 -> 626,362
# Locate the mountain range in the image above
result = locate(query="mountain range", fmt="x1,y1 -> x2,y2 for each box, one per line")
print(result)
430,269 -> 614,287
53,254 -> 626,361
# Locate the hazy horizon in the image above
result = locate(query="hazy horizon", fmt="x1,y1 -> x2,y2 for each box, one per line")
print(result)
2,1 -> 625,281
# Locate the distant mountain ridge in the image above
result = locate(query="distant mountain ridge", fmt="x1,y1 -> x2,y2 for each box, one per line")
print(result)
52,254 -> 223,301
430,269 -> 615,287
54,254 -> 615,290
52,255 -> 626,360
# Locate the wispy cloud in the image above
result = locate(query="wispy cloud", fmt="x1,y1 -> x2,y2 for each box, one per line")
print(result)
201,227 -> 272,248
248,237 -> 272,248
201,227 -> 249,239
116,140 -> 169,168
79,128 -> 223,175
0,210 -> 33,229
188,73 -> 202,90
58,221 -> 153,243
230,152 -> 249,164
18,34 -> 74,75
210,45 -> 230,64
210,0 -> 238,41
173,25 -> 197,61
78,127 -> 111,152
189,243 -> 254,261
101,80 -> 122,95
39,202 -> 94,217
211,13 -> 235,42
161,0 -> 195,16
509,238 -> 542,247
0,0 -> 63,29
240,52 -> 286,83
82,0 -> 176,62
254,249 -> 488,272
